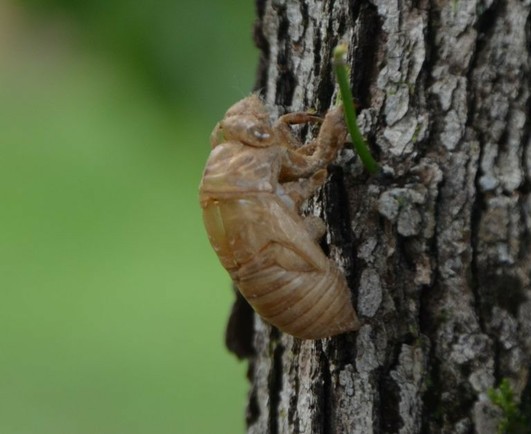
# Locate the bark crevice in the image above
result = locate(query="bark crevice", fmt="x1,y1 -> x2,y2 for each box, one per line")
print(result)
267,332 -> 284,434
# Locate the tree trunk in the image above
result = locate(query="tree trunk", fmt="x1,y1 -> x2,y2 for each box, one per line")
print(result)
226,1 -> 531,432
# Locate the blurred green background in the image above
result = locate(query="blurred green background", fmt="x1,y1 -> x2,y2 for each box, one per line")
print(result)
0,1 -> 257,433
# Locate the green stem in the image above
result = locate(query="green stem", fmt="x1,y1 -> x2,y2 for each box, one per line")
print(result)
333,44 -> 379,174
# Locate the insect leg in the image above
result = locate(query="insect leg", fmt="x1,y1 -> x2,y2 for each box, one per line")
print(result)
274,113 -> 322,151
302,215 -> 326,241
311,106 -> 348,163
280,169 -> 327,208
280,106 -> 347,180
276,112 -> 322,126
280,171 -> 328,241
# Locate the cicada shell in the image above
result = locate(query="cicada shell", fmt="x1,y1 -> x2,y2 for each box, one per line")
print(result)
199,95 -> 361,339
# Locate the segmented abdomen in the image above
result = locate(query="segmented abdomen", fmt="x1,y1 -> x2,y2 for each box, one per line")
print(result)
234,255 -> 359,339
201,194 -> 360,339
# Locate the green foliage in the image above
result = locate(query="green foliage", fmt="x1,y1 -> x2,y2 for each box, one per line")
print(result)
13,0 -> 257,116
488,379 -> 529,434
1,1 -> 254,433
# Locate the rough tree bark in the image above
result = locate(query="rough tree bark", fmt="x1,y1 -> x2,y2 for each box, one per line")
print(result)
226,1 -> 531,433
